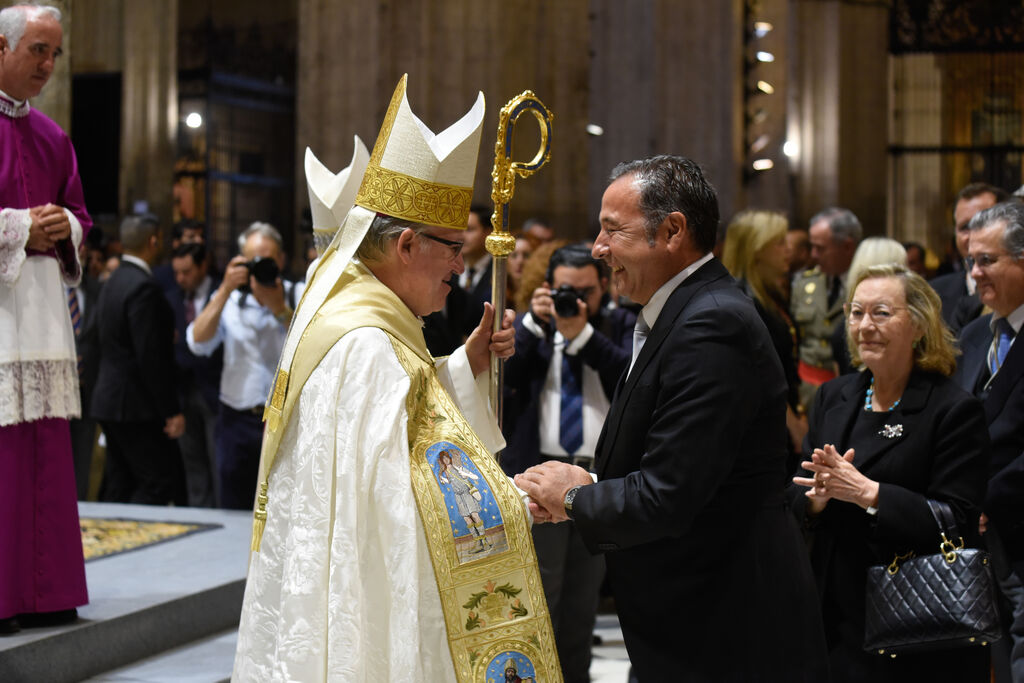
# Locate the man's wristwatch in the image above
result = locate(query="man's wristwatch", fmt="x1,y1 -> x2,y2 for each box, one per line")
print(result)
563,485 -> 582,520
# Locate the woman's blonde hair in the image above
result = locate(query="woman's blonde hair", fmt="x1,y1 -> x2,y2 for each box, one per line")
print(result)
846,264 -> 958,376
721,210 -> 788,307
845,237 -> 907,291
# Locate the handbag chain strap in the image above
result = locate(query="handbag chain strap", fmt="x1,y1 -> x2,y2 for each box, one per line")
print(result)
886,499 -> 966,573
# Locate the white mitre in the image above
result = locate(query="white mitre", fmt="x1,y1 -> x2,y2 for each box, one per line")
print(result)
354,72 -> 485,231
268,74 -> 486,424
305,136 -> 369,258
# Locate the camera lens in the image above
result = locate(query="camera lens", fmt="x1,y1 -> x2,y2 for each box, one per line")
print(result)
552,285 -> 581,318
250,257 -> 279,285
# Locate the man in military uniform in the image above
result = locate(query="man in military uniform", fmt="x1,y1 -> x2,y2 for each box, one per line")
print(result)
791,207 -> 861,409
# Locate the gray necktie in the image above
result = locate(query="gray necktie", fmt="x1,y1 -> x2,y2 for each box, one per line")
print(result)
628,312 -> 650,376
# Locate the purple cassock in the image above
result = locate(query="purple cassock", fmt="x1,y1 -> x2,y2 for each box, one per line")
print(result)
0,92 -> 91,620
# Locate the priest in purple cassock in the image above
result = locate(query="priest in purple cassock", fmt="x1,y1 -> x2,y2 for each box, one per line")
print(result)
0,4 -> 90,634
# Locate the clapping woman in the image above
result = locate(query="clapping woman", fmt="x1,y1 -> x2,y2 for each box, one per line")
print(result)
790,264 -> 991,681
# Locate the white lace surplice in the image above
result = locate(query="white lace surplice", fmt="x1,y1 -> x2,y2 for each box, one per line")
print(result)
0,208 -> 82,425
233,327 -> 504,682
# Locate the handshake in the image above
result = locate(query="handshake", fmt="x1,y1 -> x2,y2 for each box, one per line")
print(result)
513,460 -> 595,524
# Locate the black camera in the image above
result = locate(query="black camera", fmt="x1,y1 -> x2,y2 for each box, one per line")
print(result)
552,284 -> 585,318
238,257 -> 279,292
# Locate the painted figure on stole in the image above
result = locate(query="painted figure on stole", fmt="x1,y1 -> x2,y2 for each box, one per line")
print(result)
437,448 -> 493,553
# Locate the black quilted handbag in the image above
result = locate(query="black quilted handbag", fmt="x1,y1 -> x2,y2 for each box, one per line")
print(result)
863,499 -> 1001,657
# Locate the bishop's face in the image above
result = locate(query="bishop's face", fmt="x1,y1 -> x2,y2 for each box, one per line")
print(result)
0,16 -> 63,101
406,226 -> 466,317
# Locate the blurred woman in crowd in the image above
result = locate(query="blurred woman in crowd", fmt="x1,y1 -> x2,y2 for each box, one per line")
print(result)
722,210 -> 804,467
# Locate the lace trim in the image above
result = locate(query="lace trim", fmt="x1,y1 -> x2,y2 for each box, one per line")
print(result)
0,209 -> 31,284
0,359 -> 80,426
0,96 -> 30,118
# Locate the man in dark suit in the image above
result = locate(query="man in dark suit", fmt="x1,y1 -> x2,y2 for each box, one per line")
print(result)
516,156 -> 827,681
502,242 -> 635,682
930,182 -> 1008,334
92,214 -> 186,505
152,218 -> 209,292
67,242 -> 103,500
953,200 -> 1024,682
165,242 -> 222,507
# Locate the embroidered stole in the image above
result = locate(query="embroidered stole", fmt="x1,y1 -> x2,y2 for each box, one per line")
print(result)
389,335 -> 560,683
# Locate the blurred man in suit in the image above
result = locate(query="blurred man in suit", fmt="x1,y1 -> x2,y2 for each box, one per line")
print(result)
68,237 -> 103,500
954,200 -> 1024,683
502,242 -> 635,682
92,214 -> 186,505
516,155 -> 827,681
153,218 -> 207,292
166,242 -> 221,507
930,182 -> 1009,334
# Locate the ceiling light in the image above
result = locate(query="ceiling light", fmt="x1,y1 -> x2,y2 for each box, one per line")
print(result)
752,158 -> 774,171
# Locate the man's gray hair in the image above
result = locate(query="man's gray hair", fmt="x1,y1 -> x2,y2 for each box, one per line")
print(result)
119,214 -> 160,252
0,4 -> 62,50
966,200 -> 1024,258
356,214 -> 427,263
809,207 -> 862,244
237,221 -> 283,252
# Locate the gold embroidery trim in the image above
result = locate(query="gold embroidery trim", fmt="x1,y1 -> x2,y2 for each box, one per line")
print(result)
356,164 -> 472,230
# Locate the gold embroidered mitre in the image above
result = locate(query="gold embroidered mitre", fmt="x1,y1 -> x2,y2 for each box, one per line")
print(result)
355,73 -> 485,230
253,75 -> 486,550
306,136 -> 370,257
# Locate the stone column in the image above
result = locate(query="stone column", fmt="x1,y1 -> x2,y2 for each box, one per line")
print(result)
120,0 -> 178,225
296,0 -> 592,239
589,0 -> 745,229
791,0 -> 889,233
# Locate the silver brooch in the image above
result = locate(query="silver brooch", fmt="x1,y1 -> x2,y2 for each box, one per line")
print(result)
878,424 -> 903,439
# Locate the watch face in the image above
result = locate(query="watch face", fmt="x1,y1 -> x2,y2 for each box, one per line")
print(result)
564,485 -> 581,510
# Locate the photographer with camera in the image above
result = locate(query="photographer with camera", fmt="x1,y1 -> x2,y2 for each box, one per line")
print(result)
187,222 -> 303,509
500,242 -> 636,682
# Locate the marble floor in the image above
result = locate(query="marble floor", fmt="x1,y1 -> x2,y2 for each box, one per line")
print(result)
83,613 -> 632,682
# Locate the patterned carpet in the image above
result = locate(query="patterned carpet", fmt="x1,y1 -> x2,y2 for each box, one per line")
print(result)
80,517 -> 222,561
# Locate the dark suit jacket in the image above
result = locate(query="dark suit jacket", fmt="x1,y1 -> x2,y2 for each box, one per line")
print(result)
955,314 -> 1024,542
571,259 -> 828,682
75,274 -> 103,416
500,305 -> 636,476
91,260 -> 180,422
424,275 -> 473,357
930,272 -> 981,334
163,277 -> 223,410
790,370 -> 989,680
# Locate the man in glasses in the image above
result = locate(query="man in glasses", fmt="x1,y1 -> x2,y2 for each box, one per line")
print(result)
502,241 -> 635,682
955,199 -> 1024,683
930,182 -> 1009,334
